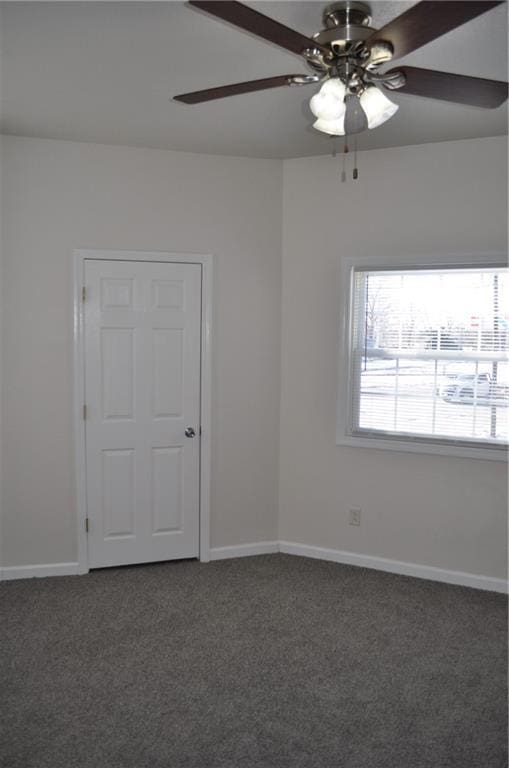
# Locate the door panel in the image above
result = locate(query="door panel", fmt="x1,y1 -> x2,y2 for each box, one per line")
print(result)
84,259 -> 201,569
152,329 -> 183,417
101,328 -> 134,420
151,446 -> 183,533
102,449 -> 135,538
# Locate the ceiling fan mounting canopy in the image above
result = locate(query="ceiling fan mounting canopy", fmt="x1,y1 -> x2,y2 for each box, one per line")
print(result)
323,1 -> 372,29
314,1 -> 376,56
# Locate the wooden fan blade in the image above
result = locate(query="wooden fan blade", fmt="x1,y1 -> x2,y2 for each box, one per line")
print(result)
188,1 -> 327,56
174,75 -> 304,103
387,67 -> 508,108
367,1 -> 504,61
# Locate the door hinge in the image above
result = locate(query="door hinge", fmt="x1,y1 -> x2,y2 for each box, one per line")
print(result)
85,518 -> 89,533
83,404 -> 87,420
82,286 -> 87,302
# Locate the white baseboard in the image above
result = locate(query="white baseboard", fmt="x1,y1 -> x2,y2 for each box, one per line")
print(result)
0,562 -> 80,581
1,544 -> 505,594
209,541 -> 279,560
279,541 -> 508,594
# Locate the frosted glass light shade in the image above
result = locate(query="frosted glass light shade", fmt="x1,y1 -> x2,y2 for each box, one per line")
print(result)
309,78 -> 346,121
359,86 -> 399,129
313,115 -> 345,136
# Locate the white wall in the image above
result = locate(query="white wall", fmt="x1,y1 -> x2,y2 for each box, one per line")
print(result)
0,7 -> 4,569
0,136 -> 282,567
280,136 -> 508,581
1,133 -> 507,581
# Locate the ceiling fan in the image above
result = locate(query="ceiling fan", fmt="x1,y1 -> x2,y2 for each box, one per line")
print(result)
174,1 -> 508,137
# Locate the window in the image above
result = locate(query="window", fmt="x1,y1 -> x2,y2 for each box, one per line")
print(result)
340,263 -> 508,457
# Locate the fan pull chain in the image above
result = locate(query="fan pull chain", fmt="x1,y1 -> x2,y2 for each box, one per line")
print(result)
341,138 -> 348,183
337,137 -> 360,183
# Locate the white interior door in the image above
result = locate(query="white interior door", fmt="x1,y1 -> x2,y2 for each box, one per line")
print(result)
84,259 -> 201,568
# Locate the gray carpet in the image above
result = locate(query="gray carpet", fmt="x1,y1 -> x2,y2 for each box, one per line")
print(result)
1,554 -> 507,768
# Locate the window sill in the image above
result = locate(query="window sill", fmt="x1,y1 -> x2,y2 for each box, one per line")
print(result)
336,432 -> 508,462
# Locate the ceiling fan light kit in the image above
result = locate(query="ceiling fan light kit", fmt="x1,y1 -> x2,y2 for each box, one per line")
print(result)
175,0 -> 508,144
309,76 -> 399,135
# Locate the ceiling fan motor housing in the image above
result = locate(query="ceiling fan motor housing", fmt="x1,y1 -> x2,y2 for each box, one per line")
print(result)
303,1 -> 397,95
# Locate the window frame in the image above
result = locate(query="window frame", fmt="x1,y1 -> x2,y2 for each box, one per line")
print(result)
336,253 -> 508,462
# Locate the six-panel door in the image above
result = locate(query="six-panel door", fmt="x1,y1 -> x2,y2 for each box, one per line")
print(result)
84,260 -> 201,568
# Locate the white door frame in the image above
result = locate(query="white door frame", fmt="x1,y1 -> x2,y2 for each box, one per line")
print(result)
72,249 -> 213,574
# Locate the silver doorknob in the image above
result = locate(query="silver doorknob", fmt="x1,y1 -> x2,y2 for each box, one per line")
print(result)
185,427 -> 196,438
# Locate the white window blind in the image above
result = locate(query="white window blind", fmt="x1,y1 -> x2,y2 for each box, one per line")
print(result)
348,266 -> 509,450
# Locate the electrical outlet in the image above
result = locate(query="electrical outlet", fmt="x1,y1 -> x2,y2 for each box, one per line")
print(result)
349,508 -> 361,526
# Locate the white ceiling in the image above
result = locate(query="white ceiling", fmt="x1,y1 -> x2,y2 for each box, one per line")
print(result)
0,1 -> 507,158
